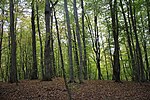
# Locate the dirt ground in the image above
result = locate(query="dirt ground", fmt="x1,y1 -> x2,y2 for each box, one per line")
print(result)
0,77 -> 150,100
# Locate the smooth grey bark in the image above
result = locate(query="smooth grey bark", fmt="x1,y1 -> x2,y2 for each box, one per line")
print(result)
31,0 -> 38,80
73,0 -> 83,83
64,0 -> 74,83
9,0 -> 18,83
44,0 -> 52,81
81,0 -> 88,80
49,5 -> 56,77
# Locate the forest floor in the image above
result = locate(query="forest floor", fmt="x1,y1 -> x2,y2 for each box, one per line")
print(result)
0,77 -> 150,100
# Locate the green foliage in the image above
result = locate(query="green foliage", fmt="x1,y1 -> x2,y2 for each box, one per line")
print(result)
0,0 -> 149,81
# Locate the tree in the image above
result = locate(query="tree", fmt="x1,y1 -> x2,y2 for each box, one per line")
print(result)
81,0 -> 88,80
36,0 -> 44,79
110,0 -> 121,82
146,0 -> 150,81
64,0 -> 75,83
31,0 -> 38,80
94,15 -> 101,80
129,0 -> 145,82
146,0 -> 150,34
73,0 -> 83,83
0,8 -> 4,81
49,0 -> 57,78
119,0 -> 136,81
44,0 -> 52,81
9,0 -> 18,83
140,14 -> 149,81
85,14 -> 102,80
0,0 -> 149,82
54,8 -> 72,100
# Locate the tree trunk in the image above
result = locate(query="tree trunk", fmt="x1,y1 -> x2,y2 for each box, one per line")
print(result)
120,50 -> 128,81
81,0 -> 87,80
120,0 -> 136,81
64,0 -> 74,83
146,0 -> 150,81
73,0 -> 83,83
105,19 -> 114,78
49,8 -> 56,78
44,0 -> 52,81
94,15 -> 101,80
73,29 -> 79,81
100,32 -> 109,80
129,0 -> 145,82
9,0 -> 18,83
36,0 -> 44,79
143,40 -> 150,81
146,0 -> 150,34
0,8 -> 4,81
110,0 -> 121,82
54,9 -> 72,100
31,0 -> 38,80
140,14 -> 149,81
85,14 -> 102,80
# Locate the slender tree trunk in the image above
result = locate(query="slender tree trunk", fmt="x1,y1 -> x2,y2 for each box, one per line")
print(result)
140,14 -> 149,81
105,19 -> 114,77
64,0 -> 74,83
100,33 -> 109,80
73,29 -> 79,81
54,9 -> 72,100
81,0 -> 87,80
146,0 -> 150,34
0,9 -> 4,81
36,0 -> 44,79
6,32 -> 11,81
9,0 -> 18,83
49,8 -> 56,77
44,0 -> 52,81
126,1 -> 137,80
94,15 -> 101,80
87,58 -> 91,79
129,0 -> 145,82
143,40 -> 150,81
31,0 -> 38,79
120,0 -> 136,81
120,50 -> 128,81
73,0 -> 83,83
22,50 -> 25,79
24,46 -> 29,79
19,33 -> 24,79
85,14 -> 102,80
110,0 -> 121,82
146,0 -> 150,81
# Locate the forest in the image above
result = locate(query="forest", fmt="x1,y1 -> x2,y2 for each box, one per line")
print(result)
0,0 -> 150,100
